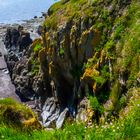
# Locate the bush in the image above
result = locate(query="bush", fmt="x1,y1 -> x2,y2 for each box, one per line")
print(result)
89,96 -> 104,114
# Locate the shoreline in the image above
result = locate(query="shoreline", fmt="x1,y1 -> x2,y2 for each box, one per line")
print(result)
0,17 -> 44,38
0,17 -> 44,101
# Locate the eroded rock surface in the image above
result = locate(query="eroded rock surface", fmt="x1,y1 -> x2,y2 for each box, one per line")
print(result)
0,39 -> 20,101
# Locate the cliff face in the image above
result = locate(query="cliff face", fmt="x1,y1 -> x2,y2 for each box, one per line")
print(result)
8,0 -> 140,128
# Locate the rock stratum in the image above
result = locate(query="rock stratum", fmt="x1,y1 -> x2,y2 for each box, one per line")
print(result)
1,0 -> 140,129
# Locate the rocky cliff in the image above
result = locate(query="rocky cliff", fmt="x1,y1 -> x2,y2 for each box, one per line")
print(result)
4,0 -> 140,128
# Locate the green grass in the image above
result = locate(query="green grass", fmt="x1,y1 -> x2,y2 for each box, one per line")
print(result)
0,102 -> 139,140
0,96 -> 139,140
0,98 -> 41,132
33,44 -> 42,54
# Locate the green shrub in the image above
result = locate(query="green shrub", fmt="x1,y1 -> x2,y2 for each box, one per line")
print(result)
89,96 -> 104,114
33,44 -> 42,54
110,80 -> 121,105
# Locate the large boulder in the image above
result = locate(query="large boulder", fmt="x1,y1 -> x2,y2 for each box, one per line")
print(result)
18,31 -> 32,52
4,26 -> 32,51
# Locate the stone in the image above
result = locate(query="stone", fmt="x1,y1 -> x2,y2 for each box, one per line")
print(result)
41,97 -> 60,127
18,31 -> 32,51
37,25 -> 42,36
56,108 -> 68,129
34,16 -> 37,19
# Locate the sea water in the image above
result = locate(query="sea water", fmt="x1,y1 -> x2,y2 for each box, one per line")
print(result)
0,0 -> 58,24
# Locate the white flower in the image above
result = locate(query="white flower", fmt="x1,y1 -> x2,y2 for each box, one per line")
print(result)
112,125 -> 115,128
117,127 -> 119,129
102,125 -> 104,128
110,122 -> 113,125
96,125 -> 98,129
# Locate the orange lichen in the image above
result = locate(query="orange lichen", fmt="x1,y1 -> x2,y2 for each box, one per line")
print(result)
81,68 -> 99,80
93,82 -> 97,92
22,117 -> 42,129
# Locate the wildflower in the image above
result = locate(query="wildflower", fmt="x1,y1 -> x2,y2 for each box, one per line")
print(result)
104,125 -> 107,129
110,122 -> 113,125
112,125 -> 115,128
117,126 -> 119,129
96,125 -> 98,129
101,125 -> 104,128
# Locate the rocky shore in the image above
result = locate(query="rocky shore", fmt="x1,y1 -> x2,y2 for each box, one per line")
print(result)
0,16 -> 77,128
0,17 -> 68,129
0,18 -> 44,101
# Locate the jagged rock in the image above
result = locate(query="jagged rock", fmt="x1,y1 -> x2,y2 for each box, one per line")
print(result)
4,26 -> 32,51
37,25 -> 42,35
41,97 -> 60,128
56,108 -> 69,129
11,28 -> 20,47
3,26 -> 34,101
18,31 -> 32,52
76,97 -> 93,124
8,51 -> 19,62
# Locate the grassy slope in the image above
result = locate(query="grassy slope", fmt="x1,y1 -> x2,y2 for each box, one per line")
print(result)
0,99 -> 139,140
